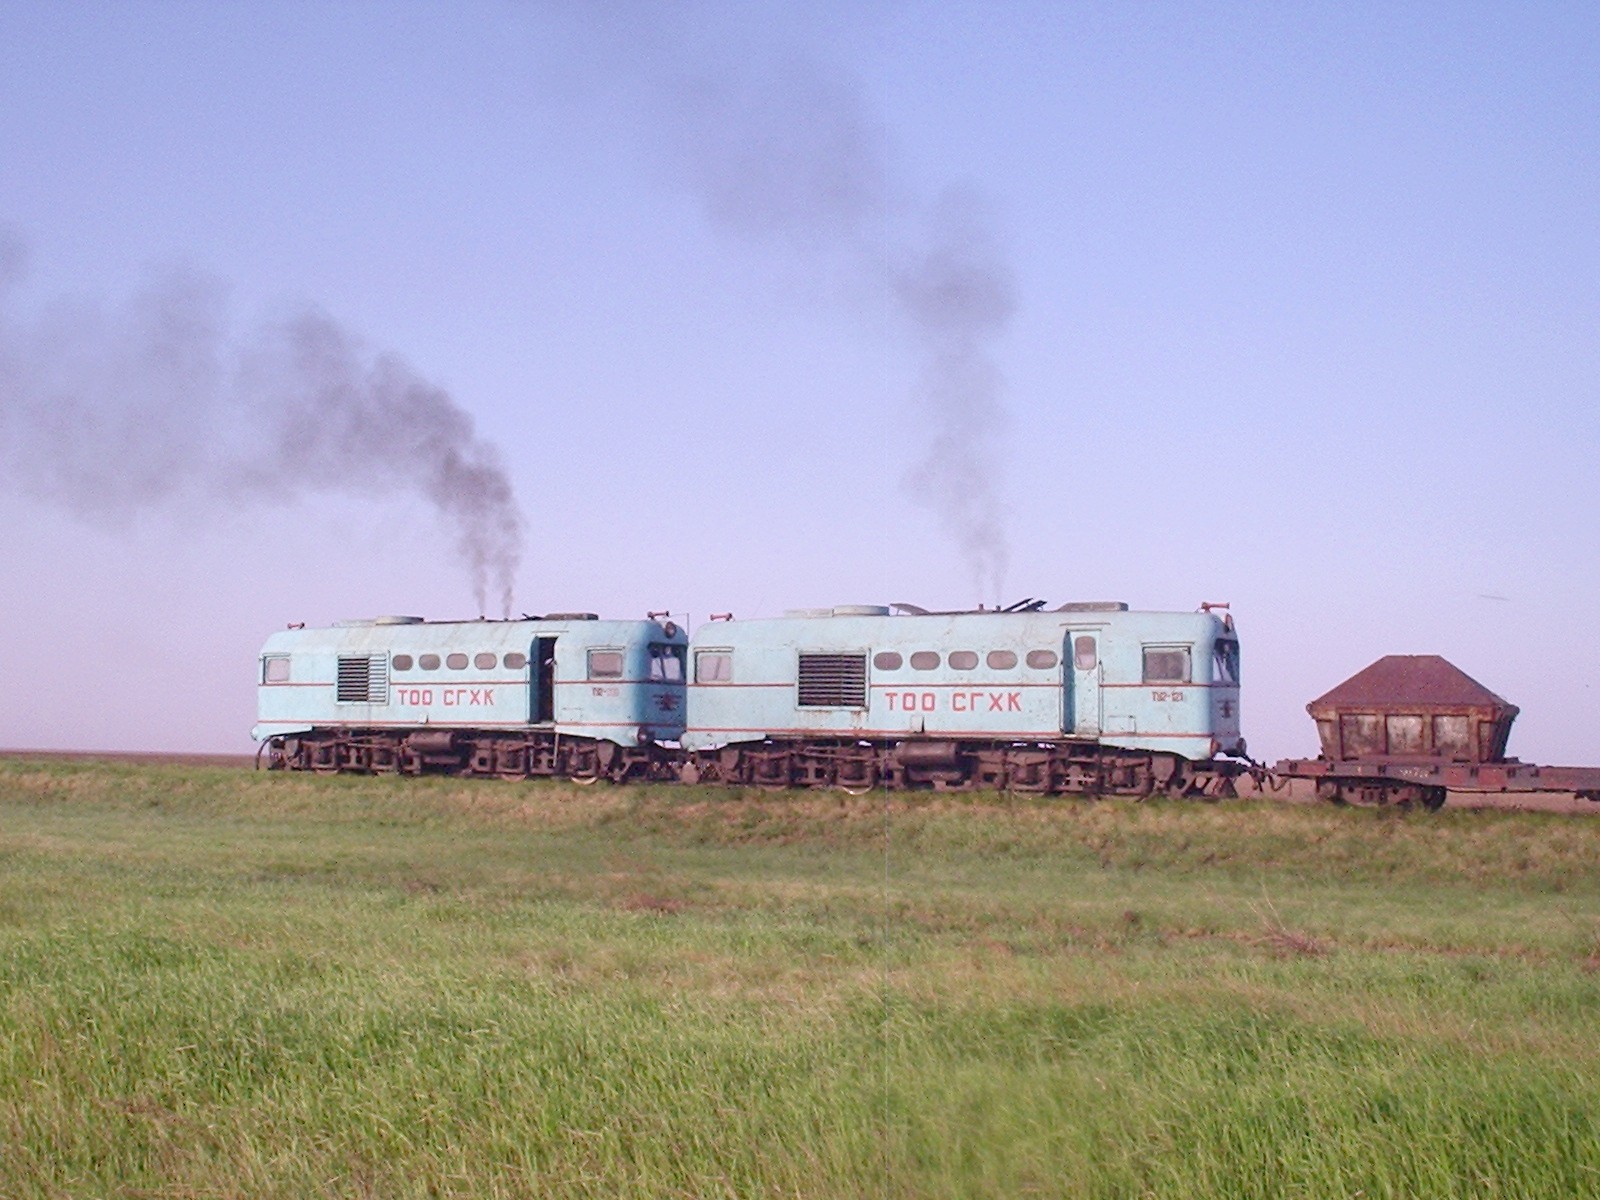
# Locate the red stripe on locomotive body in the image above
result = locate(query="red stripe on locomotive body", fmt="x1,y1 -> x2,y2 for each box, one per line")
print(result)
262,679 -> 677,689
689,727 -> 1214,740
560,679 -> 677,687
689,682 -> 1062,691
1099,682 -> 1237,691
684,682 -> 789,689
868,681 -> 1058,690
690,681 -> 1235,691
255,718 -> 533,728
255,719 -> 677,730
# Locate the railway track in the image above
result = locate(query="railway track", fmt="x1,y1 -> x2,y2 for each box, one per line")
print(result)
3,748 -> 1597,814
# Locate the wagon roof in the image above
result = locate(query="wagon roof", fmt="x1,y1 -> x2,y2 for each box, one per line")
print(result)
1309,655 -> 1517,713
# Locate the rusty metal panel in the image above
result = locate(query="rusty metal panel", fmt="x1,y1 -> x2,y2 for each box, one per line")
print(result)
1339,714 -> 1385,758
1433,715 -> 1471,758
1386,715 -> 1424,755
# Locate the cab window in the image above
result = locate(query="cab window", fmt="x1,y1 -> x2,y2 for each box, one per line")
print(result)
695,650 -> 732,683
1213,639 -> 1240,684
649,643 -> 685,682
1142,647 -> 1192,684
588,649 -> 625,679
263,656 -> 290,683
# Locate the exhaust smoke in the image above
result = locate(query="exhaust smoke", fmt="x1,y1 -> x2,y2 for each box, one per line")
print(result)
644,44 -> 1016,601
0,236 -> 523,616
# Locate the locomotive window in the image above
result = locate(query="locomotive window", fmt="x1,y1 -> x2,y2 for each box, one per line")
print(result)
695,650 -> 732,683
1025,649 -> 1059,670
503,652 -> 528,670
446,652 -> 469,670
263,656 -> 290,683
986,650 -> 1018,670
1142,647 -> 1191,684
418,654 -> 441,671
948,650 -> 979,670
910,651 -> 940,671
589,649 -> 625,679
391,654 -> 413,672
1213,639 -> 1240,684
474,652 -> 497,670
873,651 -> 903,671
1073,637 -> 1097,671
649,643 -> 685,681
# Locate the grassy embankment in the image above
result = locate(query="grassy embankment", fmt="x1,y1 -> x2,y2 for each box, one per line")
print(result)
2,757 -> 1599,1198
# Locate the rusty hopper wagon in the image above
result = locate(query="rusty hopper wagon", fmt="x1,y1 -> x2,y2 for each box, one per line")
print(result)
1270,655 -> 1600,809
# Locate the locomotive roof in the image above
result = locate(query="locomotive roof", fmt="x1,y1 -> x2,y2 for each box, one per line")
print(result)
1309,655 -> 1517,714
259,615 -> 681,655
690,605 -> 1228,643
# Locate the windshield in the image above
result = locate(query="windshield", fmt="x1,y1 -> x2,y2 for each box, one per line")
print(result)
1213,639 -> 1240,684
649,643 -> 686,682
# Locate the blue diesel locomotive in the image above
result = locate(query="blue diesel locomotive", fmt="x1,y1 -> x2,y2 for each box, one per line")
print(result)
255,598 -> 1244,795
255,614 -> 686,779
681,601 -> 1243,796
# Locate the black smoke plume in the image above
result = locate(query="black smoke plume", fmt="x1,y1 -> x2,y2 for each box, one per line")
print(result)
0,235 -> 523,616
891,190 -> 1015,602
645,44 -> 1016,601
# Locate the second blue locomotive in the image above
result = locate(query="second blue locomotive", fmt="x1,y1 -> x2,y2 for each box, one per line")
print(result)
681,601 -> 1242,796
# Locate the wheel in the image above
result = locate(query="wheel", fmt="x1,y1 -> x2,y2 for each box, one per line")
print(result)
835,755 -> 880,795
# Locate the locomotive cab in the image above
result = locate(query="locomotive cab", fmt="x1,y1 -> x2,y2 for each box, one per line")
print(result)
1079,609 -> 1244,760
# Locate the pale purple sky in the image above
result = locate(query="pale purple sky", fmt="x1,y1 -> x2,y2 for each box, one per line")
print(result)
1,1 -> 1595,762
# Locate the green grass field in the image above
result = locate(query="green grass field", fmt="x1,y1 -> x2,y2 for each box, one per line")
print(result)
3,758 -> 1600,1198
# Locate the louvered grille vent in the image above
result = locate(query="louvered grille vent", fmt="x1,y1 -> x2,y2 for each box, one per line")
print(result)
797,653 -> 867,708
337,655 -> 389,704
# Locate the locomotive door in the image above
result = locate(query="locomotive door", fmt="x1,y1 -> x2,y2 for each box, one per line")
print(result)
1064,632 -> 1101,737
532,637 -> 558,724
